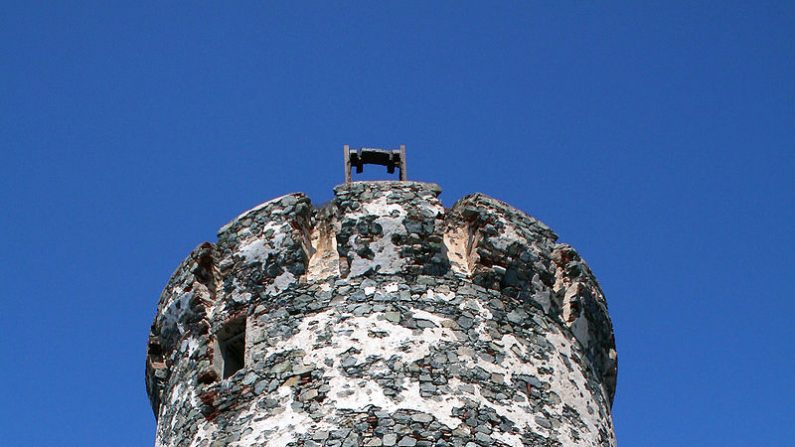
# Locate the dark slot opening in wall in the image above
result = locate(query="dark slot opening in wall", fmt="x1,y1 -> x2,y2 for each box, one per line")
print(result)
217,318 -> 246,379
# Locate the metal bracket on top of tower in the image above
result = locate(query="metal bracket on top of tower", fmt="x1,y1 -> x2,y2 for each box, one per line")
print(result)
344,145 -> 407,184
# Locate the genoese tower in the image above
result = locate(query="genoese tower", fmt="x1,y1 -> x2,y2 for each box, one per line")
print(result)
146,147 -> 618,447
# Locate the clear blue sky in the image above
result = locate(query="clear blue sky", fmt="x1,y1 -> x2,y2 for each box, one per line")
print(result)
1,2 -> 793,446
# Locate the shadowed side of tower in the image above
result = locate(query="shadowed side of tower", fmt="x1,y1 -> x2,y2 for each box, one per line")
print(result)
146,181 -> 617,447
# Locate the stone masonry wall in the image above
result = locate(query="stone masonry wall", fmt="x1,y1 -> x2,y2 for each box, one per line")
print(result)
146,181 -> 618,447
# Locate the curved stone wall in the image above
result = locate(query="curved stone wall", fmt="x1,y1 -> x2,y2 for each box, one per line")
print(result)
146,181 -> 617,447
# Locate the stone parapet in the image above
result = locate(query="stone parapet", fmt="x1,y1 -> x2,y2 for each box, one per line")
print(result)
146,181 -> 618,447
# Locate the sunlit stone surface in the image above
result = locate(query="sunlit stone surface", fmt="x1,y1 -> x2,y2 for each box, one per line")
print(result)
146,181 -> 617,447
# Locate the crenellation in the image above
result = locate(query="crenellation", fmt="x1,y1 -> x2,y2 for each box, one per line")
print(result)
333,182 -> 448,278
147,181 -> 618,447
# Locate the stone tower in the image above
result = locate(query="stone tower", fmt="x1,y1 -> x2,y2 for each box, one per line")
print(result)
146,158 -> 618,447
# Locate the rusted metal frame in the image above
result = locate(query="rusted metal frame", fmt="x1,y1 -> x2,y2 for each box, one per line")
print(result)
344,144 -> 352,184
343,145 -> 407,183
399,144 -> 407,181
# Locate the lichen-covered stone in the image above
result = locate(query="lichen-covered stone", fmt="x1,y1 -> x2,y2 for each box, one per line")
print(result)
146,181 -> 618,447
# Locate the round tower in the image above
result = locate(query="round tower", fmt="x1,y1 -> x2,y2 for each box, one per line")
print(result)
146,181 -> 618,447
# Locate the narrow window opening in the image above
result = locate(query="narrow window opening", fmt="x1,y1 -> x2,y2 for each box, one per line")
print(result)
217,318 -> 246,379
147,340 -> 165,367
